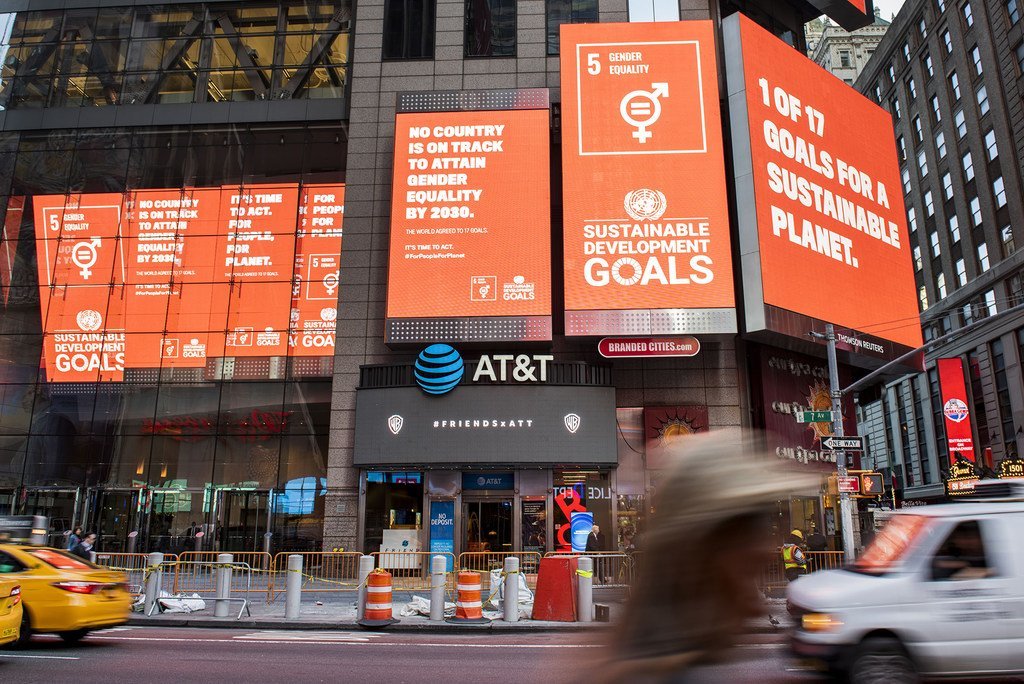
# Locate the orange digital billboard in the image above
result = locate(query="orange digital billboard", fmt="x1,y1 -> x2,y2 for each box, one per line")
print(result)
33,183 -> 342,381
725,13 -> 922,358
386,91 -> 552,343
559,21 -> 736,336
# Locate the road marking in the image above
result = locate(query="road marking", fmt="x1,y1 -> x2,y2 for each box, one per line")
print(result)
0,653 -> 80,660
235,631 -> 386,642
84,635 -> 602,649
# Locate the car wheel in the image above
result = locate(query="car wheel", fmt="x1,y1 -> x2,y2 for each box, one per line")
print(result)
13,607 -> 31,648
59,629 -> 88,644
848,637 -> 918,684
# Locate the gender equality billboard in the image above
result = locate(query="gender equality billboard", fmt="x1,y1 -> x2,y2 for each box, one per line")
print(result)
559,22 -> 736,337
386,89 -> 552,345
724,13 -> 923,366
32,183 -> 343,382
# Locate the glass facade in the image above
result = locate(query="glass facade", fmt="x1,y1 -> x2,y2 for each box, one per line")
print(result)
0,1 -> 350,109
0,121 -> 345,552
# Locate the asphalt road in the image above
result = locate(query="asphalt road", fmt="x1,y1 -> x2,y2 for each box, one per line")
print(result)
0,627 -> 817,683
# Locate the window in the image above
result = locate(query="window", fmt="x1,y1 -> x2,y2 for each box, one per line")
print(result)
949,71 -> 961,100
889,63 -> 897,81
920,18 -> 928,38
1001,224 -> 1016,256
931,231 -> 942,257
909,206 -> 918,231
991,339 -> 1015,455
874,83 -> 882,101
943,29 -> 953,53
903,168 -> 912,193
955,109 -> 967,137
936,272 -> 948,297
942,172 -> 953,199
892,98 -> 902,120
920,285 -> 930,310
970,196 -> 982,224
925,52 -> 935,77
908,77 -> 918,98
465,0 -> 516,57
938,0 -> 947,11
914,245 -> 924,270
985,129 -> 998,160
383,0 -> 437,60
956,258 -> 968,285
971,46 -> 983,75
977,84 -> 990,115
950,214 -> 961,241
994,176 -> 1007,208
898,135 -> 907,160
914,116 -> 924,142
925,190 -> 935,216
963,151 -> 975,181
978,242 -> 990,270
936,130 -> 947,158
903,42 -> 912,61
1017,42 -> 1024,75
627,0 -> 680,21
546,0 -> 597,55
931,96 -> 943,122
962,1 -> 974,26
918,149 -> 929,177
930,521 -> 991,581
840,49 -> 852,67
1010,0 -> 1021,23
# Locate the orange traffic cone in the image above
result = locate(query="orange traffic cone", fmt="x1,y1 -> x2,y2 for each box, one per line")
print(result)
358,568 -> 398,628
446,570 -> 491,624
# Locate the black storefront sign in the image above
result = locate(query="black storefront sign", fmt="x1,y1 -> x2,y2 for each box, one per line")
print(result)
354,385 -> 616,465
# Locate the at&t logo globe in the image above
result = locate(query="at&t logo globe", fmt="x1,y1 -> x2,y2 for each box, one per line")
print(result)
414,344 -> 464,395
943,398 -> 969,423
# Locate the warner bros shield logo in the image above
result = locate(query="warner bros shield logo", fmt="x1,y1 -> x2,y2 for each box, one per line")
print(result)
388,415 -> 404,435
564,413 -> 581,434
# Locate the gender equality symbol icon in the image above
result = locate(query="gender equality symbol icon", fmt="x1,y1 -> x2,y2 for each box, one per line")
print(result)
71,237 -> 102,279
620,83 -> 669,143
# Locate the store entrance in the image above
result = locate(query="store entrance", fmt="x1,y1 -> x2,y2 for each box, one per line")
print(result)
92,489 -> 143,553
215,490 -> 270,552
462,499 -> 513,553
19,488 -> 80,548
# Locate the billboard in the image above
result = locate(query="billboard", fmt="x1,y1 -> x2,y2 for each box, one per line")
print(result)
32,183 -> 343,382
559,21 -> 735,336
937,357 -> 975,462
807,0 -> 875,32
386,89 -> 552,344
725,13 -> 923,364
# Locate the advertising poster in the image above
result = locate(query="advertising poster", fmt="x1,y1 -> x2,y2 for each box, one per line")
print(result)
570,511 -> 594,553
429,500 -> 455,571
386,92 -> 552,343
559,21 -> 735,336
34,193 -> 127,382
936,357 -> 975,461
643,405 -> 709,470
521,499 -> 546,554
290,184 -> 343,356
725,14 -> 922,358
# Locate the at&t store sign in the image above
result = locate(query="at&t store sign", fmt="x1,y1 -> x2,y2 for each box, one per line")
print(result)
413,344 -> 555,395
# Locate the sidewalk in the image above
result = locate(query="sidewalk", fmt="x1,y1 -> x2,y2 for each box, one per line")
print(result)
127,592 -> 794,634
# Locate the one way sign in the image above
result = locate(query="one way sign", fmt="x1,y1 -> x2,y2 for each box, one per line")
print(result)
821,436 -> 865,451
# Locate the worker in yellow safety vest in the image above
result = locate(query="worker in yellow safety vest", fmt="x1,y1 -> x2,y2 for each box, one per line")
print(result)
782,529 -> 808,582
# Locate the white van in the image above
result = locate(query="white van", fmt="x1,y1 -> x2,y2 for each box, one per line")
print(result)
788,478 -> 1024,682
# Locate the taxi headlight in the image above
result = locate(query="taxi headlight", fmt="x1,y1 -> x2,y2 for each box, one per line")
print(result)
801,612 -> 844,632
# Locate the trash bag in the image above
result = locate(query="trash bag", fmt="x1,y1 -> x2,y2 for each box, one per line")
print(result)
158,593 -> 207,613
399,595 -> 455,618
486,569 -> 534,619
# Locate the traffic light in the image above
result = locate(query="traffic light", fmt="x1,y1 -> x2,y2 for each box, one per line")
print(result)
860,472 -> 884,496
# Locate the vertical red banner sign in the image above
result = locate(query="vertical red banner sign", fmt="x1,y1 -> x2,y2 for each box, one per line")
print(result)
937,357 -> 975,462
1,196 -> 23,305
290,184 -> 344,356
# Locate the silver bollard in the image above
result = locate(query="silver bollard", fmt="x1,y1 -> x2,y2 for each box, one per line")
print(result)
430,555 -> 446,621
214,553 -> 233,618
356,555 -> 374,620
143,552 -> 164,616
503,556 -> 519,623
577,556 -> 593,623
285,554 -> 302,620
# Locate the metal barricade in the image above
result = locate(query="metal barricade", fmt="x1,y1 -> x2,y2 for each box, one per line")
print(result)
149,560 -> 252,620
370,551 -> 457,593
543,551 -> 634,588
94,552 -> 178,597
267,551 -> 363,602
172,551 -> 273,599
457,552 -> 543,591
758,550 -> 847,593
806,550 -> 846,573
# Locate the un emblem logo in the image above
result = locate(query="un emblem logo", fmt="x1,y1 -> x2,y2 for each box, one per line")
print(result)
624,188 -> 667,221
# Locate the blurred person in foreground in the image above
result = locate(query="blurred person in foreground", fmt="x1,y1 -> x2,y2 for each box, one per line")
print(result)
594,429 -> 817,683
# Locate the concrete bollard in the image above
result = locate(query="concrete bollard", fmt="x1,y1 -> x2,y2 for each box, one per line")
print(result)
577,556 -> 593,623
285,554 -> 303,620
143,552 -> 164,616
356,554 -> 374,621
214,553 -> 233,618
503,556 -> 519,623
430,555 -> 446,621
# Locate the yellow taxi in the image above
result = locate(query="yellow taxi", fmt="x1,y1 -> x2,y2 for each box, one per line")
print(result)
0,544 -> 130,645
0,578 -> 22,645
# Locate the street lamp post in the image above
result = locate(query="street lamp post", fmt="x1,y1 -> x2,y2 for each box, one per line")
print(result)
824,324 -> 857,561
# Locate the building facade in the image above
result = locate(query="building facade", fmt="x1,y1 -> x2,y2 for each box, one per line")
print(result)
806,9 -> 890,84
854,0 -> 1024,501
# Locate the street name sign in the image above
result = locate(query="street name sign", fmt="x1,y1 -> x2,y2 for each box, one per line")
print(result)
796,410 -> 836,423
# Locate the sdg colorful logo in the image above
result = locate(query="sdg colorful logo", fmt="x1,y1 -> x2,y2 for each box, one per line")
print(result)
414,344 -> 465,395
943,398 -> 970,423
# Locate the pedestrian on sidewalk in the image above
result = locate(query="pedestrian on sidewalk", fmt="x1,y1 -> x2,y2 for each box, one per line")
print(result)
587,524 -> 610,583
71,532 -> 96,560
66,526 -> 82,551
782,530 -> 808,582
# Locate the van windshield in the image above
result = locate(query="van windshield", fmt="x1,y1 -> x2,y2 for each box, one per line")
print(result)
852,515 -> 932,575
